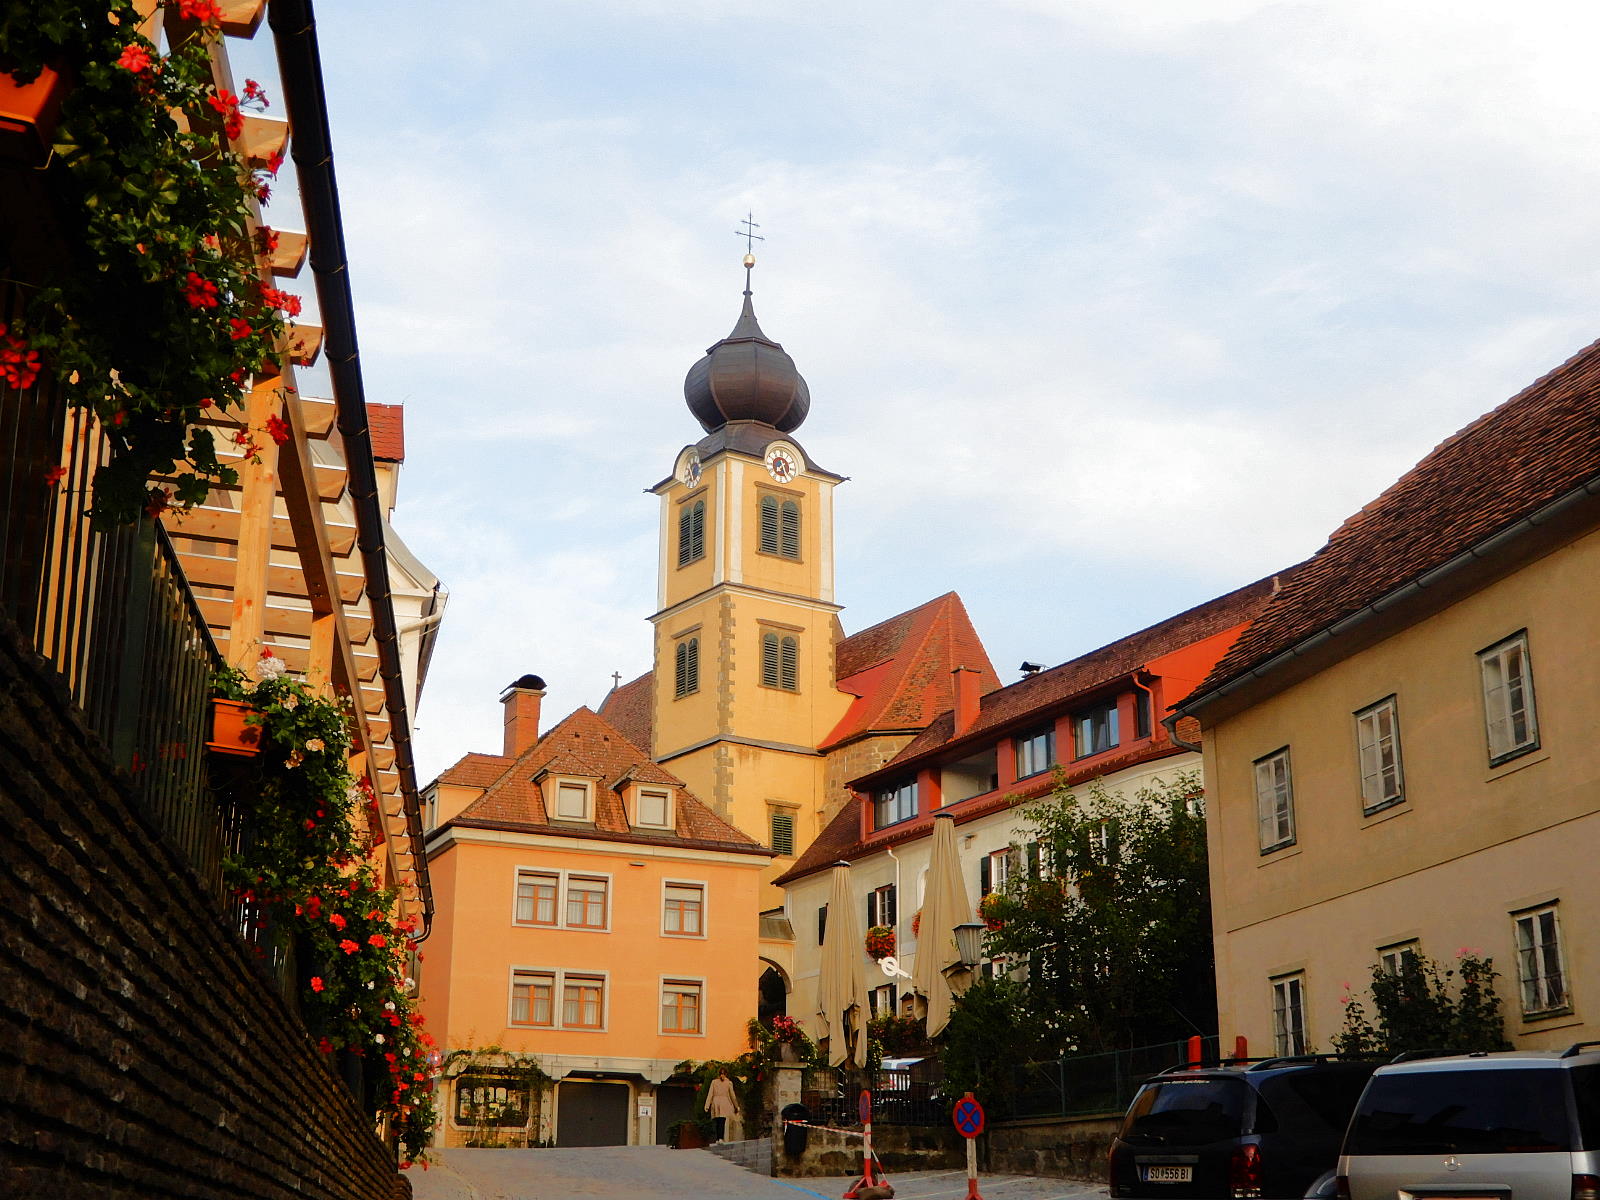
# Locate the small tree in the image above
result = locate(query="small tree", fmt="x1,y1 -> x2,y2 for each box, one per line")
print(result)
939,978 -> 1042,1117
980,773 -> 1214,1054
1333,952 -> 1511,1056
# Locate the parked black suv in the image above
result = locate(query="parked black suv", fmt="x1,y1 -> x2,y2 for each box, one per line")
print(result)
1109,1057 -> 1384,1200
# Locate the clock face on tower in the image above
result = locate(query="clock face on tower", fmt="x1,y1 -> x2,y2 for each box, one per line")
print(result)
681,451 -> 702,488
764,444 -> 798,483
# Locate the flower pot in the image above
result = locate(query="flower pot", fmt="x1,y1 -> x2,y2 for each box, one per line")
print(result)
208,698 -> 262,756
0,62 -> 71,166
778,1041 -> 800,1063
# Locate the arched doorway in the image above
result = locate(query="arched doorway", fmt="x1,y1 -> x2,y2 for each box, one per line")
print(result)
758,961 -> 789,1023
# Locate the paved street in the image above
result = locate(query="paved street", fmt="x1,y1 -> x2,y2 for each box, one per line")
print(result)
407,1146 -> 1109,1200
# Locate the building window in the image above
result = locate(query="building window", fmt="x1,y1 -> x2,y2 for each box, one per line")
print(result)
817,904 -> 828,946
980,848 -> 1011,897
662,979 -> 703,1034
554,780 -> 591,821
867,883 -> 897,929
677,499 -> 705,567
664,882 -> 705,936
1514,905 -> 1568,1015
1271,974 -> 1307,1054
1073,699 -> 1119,758
868,983 -> 897,1017
636,787 -> 671,828
1480,631 -> 1539,764
454,1077 -> 531,1128
759,494 -> 801,559
874,781 -> 917,828
761,631 -> 799,691
1379,941 -> 1419,977
565,876 -> 609,929
1254,748 -> 1296,853
769,808 -> 795,856
514,870 -> 559,926
511,970 -> 555,1027
562,974 -> 605,1029
1015,728 -> 1055,779
1134,688 -> 1152,739
674,637 -> 699,699
1355,697 -> 1404,812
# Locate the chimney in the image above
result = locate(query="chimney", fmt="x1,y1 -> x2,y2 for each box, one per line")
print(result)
952,665 -> 982,736
501,674 -> 547,757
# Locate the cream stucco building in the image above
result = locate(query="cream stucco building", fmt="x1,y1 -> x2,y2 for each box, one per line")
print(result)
1172,339 -> 1600,1056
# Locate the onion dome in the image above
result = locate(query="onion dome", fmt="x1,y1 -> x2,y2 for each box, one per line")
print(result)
683,279 -> 810,434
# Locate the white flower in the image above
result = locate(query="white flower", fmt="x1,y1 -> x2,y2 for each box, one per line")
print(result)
255,654 -> 287,681
366,980 -> 376,990
375,1033 -> 385,1044
281,694 -> 299,710
403,1048 -> 412,1057
385,1000 -> 396,1011
403,977 -> 415,991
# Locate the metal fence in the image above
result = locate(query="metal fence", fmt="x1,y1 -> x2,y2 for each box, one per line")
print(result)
1008,1036 -> 1222,1119
799,1060 -> 949,1127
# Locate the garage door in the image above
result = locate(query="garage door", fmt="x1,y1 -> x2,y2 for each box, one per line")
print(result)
556,1080 -> 631,1147
654,1084 -> 696,1145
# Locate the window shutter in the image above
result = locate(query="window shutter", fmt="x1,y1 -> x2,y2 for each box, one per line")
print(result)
762,633 -> 780,688
980,854 -> 992,896
818,905 -> 828,946
780,636 -> 798,690
780,500 -> 800,558
1025,841 -> 1041,881
886,884 -> 897,926
685,637 -> 698,694
770,810 -> 795,855
677,506 -> 692,566
690,501 -> 704,560
866,895 -> 875,929
760,495 -> 779,554
674,641 -> 688,698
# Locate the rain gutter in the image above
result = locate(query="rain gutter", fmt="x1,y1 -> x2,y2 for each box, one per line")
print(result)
267,0 -> 433,936
1164,469 -> 1600,744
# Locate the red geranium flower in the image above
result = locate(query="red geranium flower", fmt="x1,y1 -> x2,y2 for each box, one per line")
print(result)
265,414 -> 290,445
339,939 -> 360,955
175,0 -> 224,22
228,317 -> 252,341
255,226 -> 280,254
44,465 -> 66,487
368,933 -> 387,948
116,44 -> 154,75
310,976 -> 325,993
329,913 -> 347,930
183,271 -> 219,309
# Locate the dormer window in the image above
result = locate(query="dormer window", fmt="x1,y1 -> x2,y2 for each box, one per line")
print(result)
537,772 -> 599,822
1072,699 -> 1119,759
630,784 -> 675,831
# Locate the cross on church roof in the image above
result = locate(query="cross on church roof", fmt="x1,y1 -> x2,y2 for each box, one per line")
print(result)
611,671 -> 622,689
737,211 -> 764,256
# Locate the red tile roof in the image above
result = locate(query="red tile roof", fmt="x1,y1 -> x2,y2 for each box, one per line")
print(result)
865,573 -> 1286,777
1187,337 -> 1600,708
823,592 -> 999,749
367,403 -> 405,462
447,705 -> 767,855
597,671 -> 653,752
436,751 -> 512,789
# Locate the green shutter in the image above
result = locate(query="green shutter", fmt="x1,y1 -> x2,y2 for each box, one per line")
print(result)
780,500 -> 800,558
760,495 -> 779,554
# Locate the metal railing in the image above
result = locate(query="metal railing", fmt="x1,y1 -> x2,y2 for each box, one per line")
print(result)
1008,1036 -> 1222,1119
799,1061 -> 949,1127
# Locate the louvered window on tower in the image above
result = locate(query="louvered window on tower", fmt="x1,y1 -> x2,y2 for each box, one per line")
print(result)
674,637 -> 699,698
759,495 -> 779,554
759,494 -> 801,559
678,499 -> 705,566
770,809 -> 795,856
762,632 -> 798,690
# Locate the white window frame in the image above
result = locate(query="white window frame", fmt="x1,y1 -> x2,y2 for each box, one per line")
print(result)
545,775 -> 595,822
867,882 -> 896,928
1271,973 -> 1308,1055
1378,940 -> 1419,977
662,878 -> 707,938
1480,631 -> 1539,765
1254,747 -> 1296,853
633,784 -> 674,830
511,867 -> 612,933
660,975 -> 706,1036
1015,727 -> 1055,779
1355,696 -> 1404,813
868,982 -> 896,1017
1513,904 -> 1569,1016
874,781 -> 917,829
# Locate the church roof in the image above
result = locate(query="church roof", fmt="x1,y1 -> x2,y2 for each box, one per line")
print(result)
683,288 -> 810,434
598,671 -> 654,752
444,705 -> 768,855
822,591 -> 1000,749
367,402 -> 406,462
1184,337 -> 1600,712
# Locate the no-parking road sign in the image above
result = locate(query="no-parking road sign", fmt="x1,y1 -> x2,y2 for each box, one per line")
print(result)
952,1094 -> 986,1138
858,1089 -> 873,1125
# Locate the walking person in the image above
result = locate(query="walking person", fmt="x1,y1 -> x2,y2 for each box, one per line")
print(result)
706,1068 -> 738,1142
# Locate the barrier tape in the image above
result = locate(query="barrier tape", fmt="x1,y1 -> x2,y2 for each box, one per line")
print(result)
784,1120 -> 867,1140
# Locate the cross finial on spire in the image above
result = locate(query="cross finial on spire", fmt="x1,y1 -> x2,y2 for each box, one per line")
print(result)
736,211 -> 763,295
611,671 -> 622,689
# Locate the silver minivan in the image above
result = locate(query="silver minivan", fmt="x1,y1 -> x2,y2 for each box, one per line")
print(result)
1338,1047 -> 1600,1200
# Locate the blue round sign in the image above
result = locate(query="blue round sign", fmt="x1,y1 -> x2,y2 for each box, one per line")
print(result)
858,1089 -> 873,1124
953,1095 -> 986,1138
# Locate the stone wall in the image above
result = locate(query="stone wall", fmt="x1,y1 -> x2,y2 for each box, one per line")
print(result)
983,1113 -> 1121,1182
0,619 -> 408,1200
778,1122 -> 964,1178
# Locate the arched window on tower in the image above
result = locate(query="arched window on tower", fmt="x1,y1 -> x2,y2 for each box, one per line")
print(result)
762,631 -> 799,691
759,494 -> 801,560
678,499 -> 705,567
674,636 -> 699,698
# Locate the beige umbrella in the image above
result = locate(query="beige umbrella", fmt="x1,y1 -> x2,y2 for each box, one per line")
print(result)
913,814 -> 974,1036
816,861 -> 868,1067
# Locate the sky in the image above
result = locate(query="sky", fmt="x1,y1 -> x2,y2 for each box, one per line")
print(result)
238,1 -> 1600,785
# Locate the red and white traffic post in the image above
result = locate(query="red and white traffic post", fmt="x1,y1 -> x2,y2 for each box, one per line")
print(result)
844,1089 -> 882,1199
953,1091 -> 986,1200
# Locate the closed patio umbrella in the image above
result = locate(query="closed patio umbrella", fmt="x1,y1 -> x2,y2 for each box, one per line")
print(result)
913,813 -> 973,1036
816,861 -> 868,1067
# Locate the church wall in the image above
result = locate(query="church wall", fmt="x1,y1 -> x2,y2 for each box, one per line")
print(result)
823,733 -> 918,823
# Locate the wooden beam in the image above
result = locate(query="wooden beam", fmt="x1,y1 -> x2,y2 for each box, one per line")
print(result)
288,323 -> 323,367
225,380 -> 282,668
297,394 -> 336,438
177,551 -> 366,605
219,0 -> 265,37
192,593 -> 372,644
239,114 -> 287,168
165,502 -> 358,557
307,612 -> 336,691
269,230 -> 308,278
212,633 -> 382,684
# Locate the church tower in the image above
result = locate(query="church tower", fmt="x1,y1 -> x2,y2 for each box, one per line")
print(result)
648,254 -> 851,897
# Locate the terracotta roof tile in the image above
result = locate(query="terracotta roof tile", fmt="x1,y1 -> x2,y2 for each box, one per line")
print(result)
448,705 -> 766,854
870,573 -> 1286,773
823,592 -> 999,748
436,751 -> 513,789
598,671 -> 653,753
367,403 -> 405,462
1189,337 -> 1600,705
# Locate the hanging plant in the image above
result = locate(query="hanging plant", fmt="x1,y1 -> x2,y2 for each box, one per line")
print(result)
214,651 -> 437,1163
978,891 -> 1006,932
0,1 -> 300,527
911,909 -> 921,938
864,924 -> 896,961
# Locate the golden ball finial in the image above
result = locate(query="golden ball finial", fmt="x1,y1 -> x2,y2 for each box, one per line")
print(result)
743,253 -> 757,269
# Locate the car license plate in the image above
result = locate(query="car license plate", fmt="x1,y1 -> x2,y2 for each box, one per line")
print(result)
1143,1166 -> 1192,1183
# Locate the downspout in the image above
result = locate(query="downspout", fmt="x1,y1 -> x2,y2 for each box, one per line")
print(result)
267,0 -> 433,937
